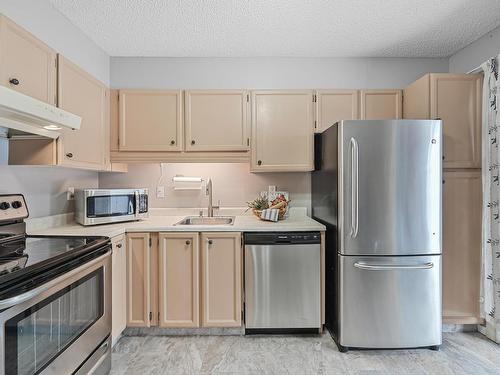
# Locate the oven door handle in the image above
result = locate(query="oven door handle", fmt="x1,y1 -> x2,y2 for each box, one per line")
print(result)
0,250 -> 111,310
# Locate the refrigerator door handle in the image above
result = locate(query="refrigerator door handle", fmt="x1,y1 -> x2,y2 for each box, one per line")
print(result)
353,262 -> 434,270
350,137 -> 359,238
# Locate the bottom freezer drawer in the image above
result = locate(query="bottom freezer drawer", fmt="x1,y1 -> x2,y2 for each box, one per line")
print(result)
339,255 -> 441,348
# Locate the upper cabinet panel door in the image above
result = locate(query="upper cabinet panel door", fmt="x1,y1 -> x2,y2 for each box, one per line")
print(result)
360,89 -> 402,120
57,55 -> 107,170
430,74 -> 482,169
185,90 -> 249,151
201,232 -> 242,327
0,15 -> 56,104
110,89 -> 119,152
158,233 -> 200,328
251,90 -> 314,172
403,75 -> 430,119
315,90 -> 359,133
119,90 -> 183,151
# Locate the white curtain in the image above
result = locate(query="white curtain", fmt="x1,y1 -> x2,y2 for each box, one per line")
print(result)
480,56 -> 500,343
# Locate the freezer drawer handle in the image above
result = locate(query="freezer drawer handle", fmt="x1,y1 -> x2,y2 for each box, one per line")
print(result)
350,137 -> 359,238
353,262 -> 434,270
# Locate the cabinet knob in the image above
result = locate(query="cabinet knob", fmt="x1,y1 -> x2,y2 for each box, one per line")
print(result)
170,140 -> 175,145
257,160 -> 262,166
66,153 -> 73,158
9,78 -> 19,85
185,240 -> 191,245
208,239 -> 213,245
442,155 -> 445,160
191,140 -> 196,145
116,243 -> 122,248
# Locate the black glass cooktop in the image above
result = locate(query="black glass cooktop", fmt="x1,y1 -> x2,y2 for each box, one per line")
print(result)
0,235 -> 109,286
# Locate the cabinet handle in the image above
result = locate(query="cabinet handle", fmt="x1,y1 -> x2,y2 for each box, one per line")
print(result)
116,243 -> 122,248
9,78 -> 19,85
257,160 -> 262,166
208,239 -> 213,245
170,140 -> 175,145
66,153 -> 73,158
185,240 -> 191,245
191,140 -> 196,145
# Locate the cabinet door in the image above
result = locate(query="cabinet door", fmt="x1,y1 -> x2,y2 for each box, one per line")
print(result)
0,15 -> 56,104
403,74 -> 430,119
443,171 -> 481,323
110,89 -> 119,152
119,90 -> 182,151
57,55 -> 107,170
158,233 -> 200,328
201,232 -> 242,327
251,90 -> 314,172
315,90 -> 358,133
111,235 -> 127,344
430,74 -> 482,168
126,233 -> 151,327
360,89 -> 402,120
185,90 -> 249,151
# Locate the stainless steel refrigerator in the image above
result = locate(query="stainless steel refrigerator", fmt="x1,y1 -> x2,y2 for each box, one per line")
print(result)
312,120 -> 442,352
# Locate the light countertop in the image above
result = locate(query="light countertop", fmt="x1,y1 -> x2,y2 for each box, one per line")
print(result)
28,207 -> 326,239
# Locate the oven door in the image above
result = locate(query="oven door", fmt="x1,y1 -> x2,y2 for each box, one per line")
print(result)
0,251 -> 111,375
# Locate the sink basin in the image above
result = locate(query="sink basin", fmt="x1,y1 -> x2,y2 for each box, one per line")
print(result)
175,216 -> 235,226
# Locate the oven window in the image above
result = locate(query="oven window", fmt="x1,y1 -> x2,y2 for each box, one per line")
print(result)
4,269 -> 104,375
86,194 -> 135,217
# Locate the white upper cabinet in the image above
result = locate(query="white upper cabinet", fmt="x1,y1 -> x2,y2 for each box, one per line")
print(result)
0,15 -> 56,104
360,89 -> 402,120
315,90 -> 359,133
251,90 -> 314,172
119,90 -> 183,151
185,90 -> 249,151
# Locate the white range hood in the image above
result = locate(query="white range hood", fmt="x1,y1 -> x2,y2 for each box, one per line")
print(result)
0,85 -> 81,139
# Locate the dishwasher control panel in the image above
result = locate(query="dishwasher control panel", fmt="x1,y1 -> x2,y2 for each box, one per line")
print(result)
244,232 -> 321,245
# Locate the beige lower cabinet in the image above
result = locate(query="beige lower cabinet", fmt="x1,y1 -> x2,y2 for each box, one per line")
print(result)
201,232 -> 242,327
442,170 -> 482,324
111,235 -> 127,344
251,90 -> 314,172
315,90 -> 359,133
158,232 -> 200,327
126,232 -> 152,327
360,89 -> 402,120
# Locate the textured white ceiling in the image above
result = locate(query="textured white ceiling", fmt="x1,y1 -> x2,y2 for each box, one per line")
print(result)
49,0 -> 500,58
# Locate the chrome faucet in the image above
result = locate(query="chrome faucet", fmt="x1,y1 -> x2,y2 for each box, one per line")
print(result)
206,178 -> 220,217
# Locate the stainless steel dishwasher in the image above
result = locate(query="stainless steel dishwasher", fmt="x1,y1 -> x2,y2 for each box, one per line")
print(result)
244,232 -> 321,334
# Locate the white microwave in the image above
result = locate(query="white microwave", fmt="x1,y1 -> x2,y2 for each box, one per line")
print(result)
75,188 -> 148,226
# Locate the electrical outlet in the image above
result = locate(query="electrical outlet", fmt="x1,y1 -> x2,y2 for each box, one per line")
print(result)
67,187 -> 75,201
156,186 -> 165,199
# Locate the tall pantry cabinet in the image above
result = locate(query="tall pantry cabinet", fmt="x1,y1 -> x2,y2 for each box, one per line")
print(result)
404,73 -> 483,325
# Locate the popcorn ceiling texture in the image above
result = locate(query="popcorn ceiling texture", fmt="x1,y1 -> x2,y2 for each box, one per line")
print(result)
49,0 -> 500,58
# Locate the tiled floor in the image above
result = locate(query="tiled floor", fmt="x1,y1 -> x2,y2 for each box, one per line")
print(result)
110,332 -> 500,374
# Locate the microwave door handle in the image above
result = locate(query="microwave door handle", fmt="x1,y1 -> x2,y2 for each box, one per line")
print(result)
134,190 -> 140,218
350,137 -> 359,238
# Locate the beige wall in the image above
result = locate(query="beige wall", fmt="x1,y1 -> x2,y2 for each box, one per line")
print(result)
99,163 -> 311,213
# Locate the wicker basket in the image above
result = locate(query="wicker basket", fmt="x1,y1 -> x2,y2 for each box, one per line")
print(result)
252,202 -> 288,221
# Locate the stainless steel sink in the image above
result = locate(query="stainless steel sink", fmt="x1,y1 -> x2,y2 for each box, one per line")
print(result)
175,216 -> 235,226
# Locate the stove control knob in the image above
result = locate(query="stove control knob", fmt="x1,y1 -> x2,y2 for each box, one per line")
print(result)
0,202 -> 10,210
11,201 -> 22,209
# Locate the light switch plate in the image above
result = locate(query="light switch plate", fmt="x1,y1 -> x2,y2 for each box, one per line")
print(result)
156,186 -> 165,198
